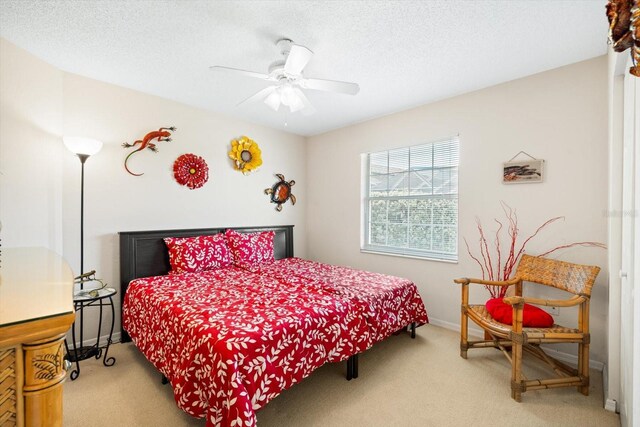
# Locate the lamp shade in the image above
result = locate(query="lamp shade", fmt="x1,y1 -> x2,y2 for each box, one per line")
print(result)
63,137 -> 103,156
263,84 -> 308,113
264,90 -> 282,111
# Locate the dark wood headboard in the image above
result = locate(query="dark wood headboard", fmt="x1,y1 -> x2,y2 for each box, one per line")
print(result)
119,225 -> 294,342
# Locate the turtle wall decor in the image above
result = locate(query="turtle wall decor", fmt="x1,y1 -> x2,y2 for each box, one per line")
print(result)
265,174 -> 296,211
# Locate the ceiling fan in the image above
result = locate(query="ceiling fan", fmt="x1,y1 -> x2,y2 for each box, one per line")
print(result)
211,38 -> 360,115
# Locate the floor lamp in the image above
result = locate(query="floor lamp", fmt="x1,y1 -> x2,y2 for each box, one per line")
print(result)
63,136 -> 103,360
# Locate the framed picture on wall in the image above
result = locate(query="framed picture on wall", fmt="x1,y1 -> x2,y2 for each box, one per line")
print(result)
503,159 -> 544,184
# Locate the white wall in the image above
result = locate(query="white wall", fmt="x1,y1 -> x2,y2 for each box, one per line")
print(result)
0,38 -> 64,252
61,71 -> 307,267
306,56 -> 609,364
0,38 -> 308,341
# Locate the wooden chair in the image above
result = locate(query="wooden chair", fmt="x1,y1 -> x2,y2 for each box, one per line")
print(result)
454,254 -> 600,401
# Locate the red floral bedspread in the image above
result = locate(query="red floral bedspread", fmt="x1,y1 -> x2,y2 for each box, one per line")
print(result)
255,258 -> 428,345
123,260 -> 428,427
123,267 -> 365,427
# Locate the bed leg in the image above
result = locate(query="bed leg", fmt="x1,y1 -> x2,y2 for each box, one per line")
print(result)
352,354 -> 359,379
410,322 -> 416,339
346,354 -> 359,381
161,374 -> 169,385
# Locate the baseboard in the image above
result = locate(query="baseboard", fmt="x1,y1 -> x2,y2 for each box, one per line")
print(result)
603,363 -> 609,407
69,331 -> 121,349
539,346 -> 604,371
112,331 -> 122,344
427,317 -> 461,332
604,398 -> 617,412
427,317 -> 486,339
428,317 -> 604,371
602,364 -> 618,412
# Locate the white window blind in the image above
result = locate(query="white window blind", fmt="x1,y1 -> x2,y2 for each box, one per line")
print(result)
362,136 -> 459,261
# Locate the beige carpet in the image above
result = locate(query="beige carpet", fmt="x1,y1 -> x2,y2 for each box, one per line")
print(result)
63,325 -> 619,427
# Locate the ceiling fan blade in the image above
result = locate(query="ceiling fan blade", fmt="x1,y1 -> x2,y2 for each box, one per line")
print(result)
284,44 -> 313,75
293,88 -> 317,116
236,86 -> 277,107
210,66 -> 273,81
302,78 -> 360,95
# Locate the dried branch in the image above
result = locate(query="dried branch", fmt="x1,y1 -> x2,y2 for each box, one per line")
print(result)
464,202 -> 605,299
494,219 -> 503,281
514,216 -> 564,264
537,242 -> 607,258
476,219 -> 494,281
464,238 -> 485,279
502,203 -> 518,280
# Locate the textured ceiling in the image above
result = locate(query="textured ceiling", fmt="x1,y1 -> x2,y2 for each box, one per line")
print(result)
0,1 -> 608,136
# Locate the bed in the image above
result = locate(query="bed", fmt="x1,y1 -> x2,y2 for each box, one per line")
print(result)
120,225 -> 428,427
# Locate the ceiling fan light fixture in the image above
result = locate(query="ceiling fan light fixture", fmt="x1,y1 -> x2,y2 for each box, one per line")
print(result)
280,84 -> 305,112
263,84 -> 305,113
287,93 -> 305,113
264,90 -> 281,111
279,84 -> 297,106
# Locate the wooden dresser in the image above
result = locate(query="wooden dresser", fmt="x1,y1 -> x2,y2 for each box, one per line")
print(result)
0,248 -> 75,427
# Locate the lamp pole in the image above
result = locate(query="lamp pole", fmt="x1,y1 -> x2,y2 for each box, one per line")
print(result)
78,153 -> 89,285
76,153 -> 90,353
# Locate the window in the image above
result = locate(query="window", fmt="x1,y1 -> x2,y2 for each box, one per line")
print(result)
362,137 -> 459,261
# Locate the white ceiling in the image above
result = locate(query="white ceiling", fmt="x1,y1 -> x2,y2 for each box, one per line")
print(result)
0,1 -> 608,136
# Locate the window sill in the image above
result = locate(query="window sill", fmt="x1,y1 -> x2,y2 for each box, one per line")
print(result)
359,249 -> 458,264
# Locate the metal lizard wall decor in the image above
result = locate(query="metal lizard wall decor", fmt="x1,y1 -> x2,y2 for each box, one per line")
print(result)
122,127 -> 176,176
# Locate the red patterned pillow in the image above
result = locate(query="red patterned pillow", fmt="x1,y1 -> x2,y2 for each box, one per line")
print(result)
225,229 -> 275,272
485,298 -> 554,328
164,234 -> 232,274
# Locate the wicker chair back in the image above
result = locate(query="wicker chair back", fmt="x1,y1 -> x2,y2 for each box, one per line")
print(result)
515,254 -> 600,297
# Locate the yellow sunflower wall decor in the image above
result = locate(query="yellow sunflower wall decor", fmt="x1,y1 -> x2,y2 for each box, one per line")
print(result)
229,136 -> 263,175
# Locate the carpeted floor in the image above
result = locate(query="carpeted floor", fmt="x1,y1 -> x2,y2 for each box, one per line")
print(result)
63,325 -> 620,427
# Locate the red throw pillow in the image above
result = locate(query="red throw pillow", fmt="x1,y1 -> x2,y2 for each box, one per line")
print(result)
225,229 -> 275,272
164,234 -> 232,274
485,298 -> 554,328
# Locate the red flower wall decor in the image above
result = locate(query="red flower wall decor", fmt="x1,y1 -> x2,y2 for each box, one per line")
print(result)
173,153 -> 209,190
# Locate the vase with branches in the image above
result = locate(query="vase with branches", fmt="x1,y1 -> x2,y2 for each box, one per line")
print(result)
464,202 -> 606,298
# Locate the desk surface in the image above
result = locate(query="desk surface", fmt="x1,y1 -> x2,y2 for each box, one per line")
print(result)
0,247 -> 74,326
